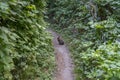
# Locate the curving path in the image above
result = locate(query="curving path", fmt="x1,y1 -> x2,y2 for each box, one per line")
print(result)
47,29 -> 74,80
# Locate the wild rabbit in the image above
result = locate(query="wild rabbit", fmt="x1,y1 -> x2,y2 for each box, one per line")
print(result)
57,36 -> 64,45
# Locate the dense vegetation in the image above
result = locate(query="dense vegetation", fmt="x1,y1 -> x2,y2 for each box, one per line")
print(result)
0,0 -> 55,80
48,0 -> 120,80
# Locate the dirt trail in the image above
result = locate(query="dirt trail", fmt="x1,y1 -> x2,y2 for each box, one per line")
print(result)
48,29 -> 74,80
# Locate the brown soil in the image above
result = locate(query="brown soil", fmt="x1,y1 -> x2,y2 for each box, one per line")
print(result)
48,29 -> 74,80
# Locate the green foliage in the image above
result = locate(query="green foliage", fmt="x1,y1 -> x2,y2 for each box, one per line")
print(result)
48,0 -> 120,80
48,0 -> 120,27
74,42 -> 120,80
0,0 -> 54,80
88,18 -> 120,44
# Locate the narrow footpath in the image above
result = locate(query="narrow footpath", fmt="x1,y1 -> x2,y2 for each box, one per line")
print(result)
48,29 -> 74,80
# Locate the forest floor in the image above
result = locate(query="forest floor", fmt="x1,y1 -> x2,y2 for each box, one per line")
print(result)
47,29 -> 74,80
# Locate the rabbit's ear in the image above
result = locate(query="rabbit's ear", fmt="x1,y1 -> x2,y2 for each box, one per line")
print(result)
57,36 -> 60,38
